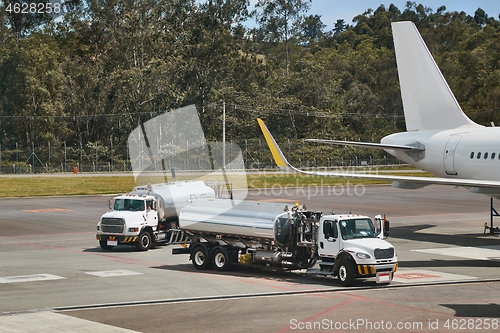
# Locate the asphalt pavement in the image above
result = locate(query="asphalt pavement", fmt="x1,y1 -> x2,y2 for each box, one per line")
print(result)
0,184 -> 499,332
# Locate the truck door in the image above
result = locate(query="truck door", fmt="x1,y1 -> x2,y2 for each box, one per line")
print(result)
444,135 -> 462,175
145,199 -> 158,227
318,219 -> 341,258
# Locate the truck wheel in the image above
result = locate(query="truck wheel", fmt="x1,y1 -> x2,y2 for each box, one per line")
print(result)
338,260 -> 356,286
99,240 -> 114,250
136,231 -> 152,251
192,245 -> 212,270
212,247 -> 231,271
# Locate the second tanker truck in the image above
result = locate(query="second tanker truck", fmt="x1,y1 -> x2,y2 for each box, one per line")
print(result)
173,199 -> 397,286
96,180 -> 224,251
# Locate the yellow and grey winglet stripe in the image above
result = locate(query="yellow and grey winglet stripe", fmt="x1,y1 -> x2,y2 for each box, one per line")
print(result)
256,118 -> 288,168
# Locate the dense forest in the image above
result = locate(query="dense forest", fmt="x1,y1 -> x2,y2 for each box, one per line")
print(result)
0,0 -> 499,172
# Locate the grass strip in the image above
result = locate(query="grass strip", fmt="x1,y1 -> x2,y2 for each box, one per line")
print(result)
0,170 -> 433,198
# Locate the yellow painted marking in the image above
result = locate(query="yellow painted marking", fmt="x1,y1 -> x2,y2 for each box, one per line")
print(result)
23,208 -> 75,213
257,118 -> 287,167
357,266 -> 363,275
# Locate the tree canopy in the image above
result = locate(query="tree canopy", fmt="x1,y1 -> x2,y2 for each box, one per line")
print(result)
0,1 -> 499,170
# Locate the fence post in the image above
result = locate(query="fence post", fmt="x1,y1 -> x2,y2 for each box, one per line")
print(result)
63,141 -> 67,172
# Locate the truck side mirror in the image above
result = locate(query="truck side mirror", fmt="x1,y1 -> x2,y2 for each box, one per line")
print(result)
109,198 -> 114,210
383,219 -> 390,237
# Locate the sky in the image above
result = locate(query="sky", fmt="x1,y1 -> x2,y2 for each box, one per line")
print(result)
248,0 -> 499,30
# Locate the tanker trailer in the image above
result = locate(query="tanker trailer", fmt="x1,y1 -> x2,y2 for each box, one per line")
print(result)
173,200 -> 398,285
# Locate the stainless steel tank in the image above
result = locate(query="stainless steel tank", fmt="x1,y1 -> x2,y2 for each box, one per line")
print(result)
179,199 -> 290,240
132,180 -> 216,220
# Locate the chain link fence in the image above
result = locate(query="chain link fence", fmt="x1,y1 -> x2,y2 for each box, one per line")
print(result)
0,139 -> 405,174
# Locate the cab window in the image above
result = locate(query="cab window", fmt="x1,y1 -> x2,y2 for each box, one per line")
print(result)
339,218 -> 376,240
323,220 -> 338,239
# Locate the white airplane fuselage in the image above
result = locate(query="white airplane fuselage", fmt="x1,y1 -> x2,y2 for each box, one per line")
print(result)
382,126 -> 500,181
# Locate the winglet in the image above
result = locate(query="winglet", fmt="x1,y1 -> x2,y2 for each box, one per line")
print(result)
256,118 -> 290,169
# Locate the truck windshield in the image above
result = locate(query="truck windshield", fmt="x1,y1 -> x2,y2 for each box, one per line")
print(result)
114,199 -> 145,212
339,218 -> 376,240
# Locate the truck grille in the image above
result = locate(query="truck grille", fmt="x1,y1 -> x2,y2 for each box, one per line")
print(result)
101,218 -> 125,234
374,248 -> 394,259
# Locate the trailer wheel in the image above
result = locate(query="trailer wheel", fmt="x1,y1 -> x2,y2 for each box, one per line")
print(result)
136,230 -> 152,251
192,245 -> 212,270
212,247 -> 231,271
99,240 -> 114,250
337,260 -> 356,286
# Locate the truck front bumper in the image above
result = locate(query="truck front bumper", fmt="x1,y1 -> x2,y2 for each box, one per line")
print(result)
96,234 -> 138,244
357,262 -> 398,277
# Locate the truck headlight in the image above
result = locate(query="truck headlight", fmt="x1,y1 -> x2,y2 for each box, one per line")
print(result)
128,227 -> 139,232
356,252 -> 371,259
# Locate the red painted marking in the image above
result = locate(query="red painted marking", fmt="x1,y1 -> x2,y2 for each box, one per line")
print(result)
395,272 -> 440,280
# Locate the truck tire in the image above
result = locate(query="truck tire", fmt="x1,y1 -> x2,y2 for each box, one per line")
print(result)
99,240 -> 114,250
337,260 -> 356,286
136,231 -> 152,251
192,245 -> 212,270
212,247 -> 231,271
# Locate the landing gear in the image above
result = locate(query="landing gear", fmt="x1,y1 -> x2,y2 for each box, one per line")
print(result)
485,197 -> 500,235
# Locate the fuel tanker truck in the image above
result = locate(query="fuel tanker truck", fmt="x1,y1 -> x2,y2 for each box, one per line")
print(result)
96,180 -> 218,251
173,200 -> 397,286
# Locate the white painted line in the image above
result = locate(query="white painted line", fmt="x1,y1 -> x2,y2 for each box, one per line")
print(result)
393,269 -> 475,284
0,274 -> 65,284
414,245 -> 500,261
0,312 -> 141,333
85,270 -> 143,278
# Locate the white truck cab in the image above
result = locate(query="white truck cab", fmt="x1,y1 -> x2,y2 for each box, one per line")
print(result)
96,180 -> 219,251
97,193 -> 159,251
316,214 -> 397,285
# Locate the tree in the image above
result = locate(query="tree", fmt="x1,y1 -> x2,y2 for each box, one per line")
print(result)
301,14 -> 325,41
474,8 -> 487,26
333,19 -> 346,35
255,0 -> 311,76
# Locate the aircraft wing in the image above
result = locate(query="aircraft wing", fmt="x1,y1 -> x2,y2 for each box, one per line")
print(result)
305,139 -> 424,151
257,118 -> 500,193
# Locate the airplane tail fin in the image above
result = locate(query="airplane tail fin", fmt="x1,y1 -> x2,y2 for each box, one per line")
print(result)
257,118 -> 294,171
392,21 -> 479,131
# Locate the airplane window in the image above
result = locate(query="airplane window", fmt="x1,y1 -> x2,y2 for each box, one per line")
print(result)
470,152 -> 474,159
477,152 -> 481,159
491,153 -> 496,159
484,152 -> 489,159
